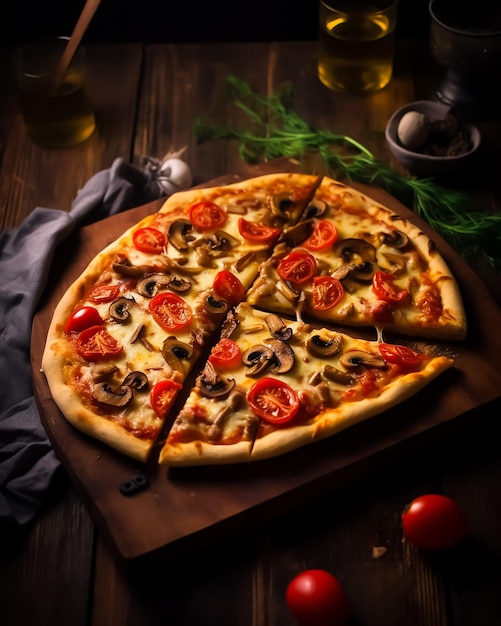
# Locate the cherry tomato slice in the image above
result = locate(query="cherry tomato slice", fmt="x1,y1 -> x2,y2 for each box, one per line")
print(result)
213,270 -> 245,306
379,343 -> 424,367
188,201 -> 226,231
132,227 -> 166,254
248,377 -> 300,424
208,338 -> 242,368
64,306 -> 104,334
277,250 -> 317,285
303,219 -> 338,251
237,217 -> 280,245
402,494 -> 468,550
312,276 -> 344,310
76,325 -> 123,360
87,284 -> 120,304
372,271 -> 408,303
286,569 -> 349,626
150,379 -> 182,419
149,292 -> 193,331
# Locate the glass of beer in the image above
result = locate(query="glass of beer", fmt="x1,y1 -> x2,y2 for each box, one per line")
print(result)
15,37 -> 96,148
318,0 -> 399,95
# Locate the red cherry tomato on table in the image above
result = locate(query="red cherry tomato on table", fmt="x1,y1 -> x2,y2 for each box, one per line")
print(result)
208,338 -> 242,368
132,227 -> 166,254
150,379 -> 182,419
286,569 -> 349,626
303,219 -> 338,251
149,292 -> 193,331
312,276 -> 345,310
277,250 -> 317,285
188,201 -> 226,231
248,377 -> 300,424
213,270 -> 245,306
402,494 -> 468,550
237,217 -> 281,245
76,325 -> 123,360
64,306 -> 103,334
372,271 -> 408,303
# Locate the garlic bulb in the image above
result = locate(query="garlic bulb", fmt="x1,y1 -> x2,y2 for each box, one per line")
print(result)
397,111 -> 432,150
158,158 -> 193,194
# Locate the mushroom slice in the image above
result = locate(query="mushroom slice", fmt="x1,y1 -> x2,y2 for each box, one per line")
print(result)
162,337 -> 194,373
281,219 -> 314,247
112,256 -> 151,278
167,277 -> 191,293
242,344 -> 274,377
204,293 -> 229,319
349,260 -> 377,282
339,350 -> 386,369
334,238 -> 377,263
207,390 -> 245,441
109,296 -> 136,322
264,313 -> 293,341
168,218 -> 194,251
235,251 -> 256,272
136,273 -> 174,298
322,364 -> 355,385
263,338 -> 295,374
380,230 -> 409,249
302,199 -> 328,220
220,309 -> 239,338
276,280 -> 302,303
198,361 -> 235,398
122,371 -> 149,391
93,382 -> 133,407
306,331 -> 341,358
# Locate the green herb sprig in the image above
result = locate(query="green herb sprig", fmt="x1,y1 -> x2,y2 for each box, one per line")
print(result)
195,76 -> 501,269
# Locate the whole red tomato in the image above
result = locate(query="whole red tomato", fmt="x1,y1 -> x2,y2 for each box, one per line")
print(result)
402,494 -> 468,550
286,569 -> 349,626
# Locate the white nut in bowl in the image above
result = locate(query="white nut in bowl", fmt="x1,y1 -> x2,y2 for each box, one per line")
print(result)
397,111 -> 432,150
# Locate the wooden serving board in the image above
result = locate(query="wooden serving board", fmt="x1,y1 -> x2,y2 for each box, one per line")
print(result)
31,163 -> 501,563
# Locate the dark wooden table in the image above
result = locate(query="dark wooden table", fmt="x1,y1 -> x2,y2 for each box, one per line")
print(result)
1,39 -> 501,626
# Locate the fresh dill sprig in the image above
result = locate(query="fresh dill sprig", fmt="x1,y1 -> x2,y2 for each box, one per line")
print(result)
194,75 -> 501,269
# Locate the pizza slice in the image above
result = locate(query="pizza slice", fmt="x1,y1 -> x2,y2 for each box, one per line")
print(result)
41,173 -> 322,461
246,176 -> 467,341
159,303 -> 454,466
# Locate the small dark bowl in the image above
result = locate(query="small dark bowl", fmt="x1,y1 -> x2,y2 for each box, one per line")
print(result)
385,100 -> 481,177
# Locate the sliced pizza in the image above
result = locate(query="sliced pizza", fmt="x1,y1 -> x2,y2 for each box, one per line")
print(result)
159,303 -> 454,466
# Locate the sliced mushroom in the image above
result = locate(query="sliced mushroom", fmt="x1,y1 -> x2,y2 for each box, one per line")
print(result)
306,331 -> 341,357
242,344 -> 274,376
235,251 -> 256,272
109,296 -> 135,322
206,230 -> 240,251
281,219 -> 314,247
270,191 -> 297,220
263,338 -> 295,374
93,382 -> 133,407
167,277 -> 191,293
198,361 -> 235,398
112,256 -> 151,278
380,230 -> 409,249
207,390 -> 245,441
136,273 -> 174,298
302,199 -> 328,220
264,313 -> 293,341
162,337 -> 194,373
322,364 -> 355,385
220,309 -> 239,338
276,280 -> 302,303
204,293 -> 229,319
335,238 -> 377,263
339,350 -> 386,369
122,371 -> 148,391
349,260 -> 377,282
168,218 -> 194,251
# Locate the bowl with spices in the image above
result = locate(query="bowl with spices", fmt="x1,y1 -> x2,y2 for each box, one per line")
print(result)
385,100 -> 481,177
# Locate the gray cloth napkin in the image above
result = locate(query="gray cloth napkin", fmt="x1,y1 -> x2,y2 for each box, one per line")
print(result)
0,157 -> 166,526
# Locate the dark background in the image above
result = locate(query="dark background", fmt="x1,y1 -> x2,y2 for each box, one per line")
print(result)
3,0 -> 431,46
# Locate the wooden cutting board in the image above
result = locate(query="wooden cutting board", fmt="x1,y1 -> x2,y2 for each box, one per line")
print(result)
31,162 -> 501,563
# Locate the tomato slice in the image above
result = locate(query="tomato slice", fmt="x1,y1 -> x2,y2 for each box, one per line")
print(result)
303,219 -> 338,251
188,201 -> 226,231
76,325 -> 123,360
150,379 -> 182,419
372,271 -> 408,303
64,306 -> 103,334
208,338 -> 242,368
277,250 -> 317,285
132,227 -> 166,254
213,270 -> 245,306
248,377 -> 300,424
87,284 -> 120,304
312,276 -> 344,310
379,343 -> 424,367
237,217 -> 280,245
149,292 -> 193,331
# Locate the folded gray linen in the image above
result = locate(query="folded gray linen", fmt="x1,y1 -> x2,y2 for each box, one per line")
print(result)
0,157 -> 166,526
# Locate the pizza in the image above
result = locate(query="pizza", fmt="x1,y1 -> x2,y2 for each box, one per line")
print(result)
41,172 -> 466,465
